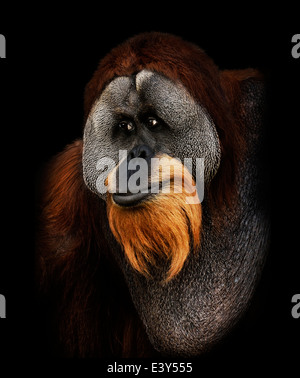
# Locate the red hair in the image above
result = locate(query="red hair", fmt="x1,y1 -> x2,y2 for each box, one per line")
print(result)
37,141 -> 155,356
37,32 -> 263,357
106,155 -> 202,281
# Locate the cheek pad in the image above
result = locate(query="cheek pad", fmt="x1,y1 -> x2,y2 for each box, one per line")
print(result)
136,70 -> 221,182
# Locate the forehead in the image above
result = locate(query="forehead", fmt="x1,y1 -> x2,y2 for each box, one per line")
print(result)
97,70 -> 159,108
90,69 -> 195,114
102,69 -> 167,98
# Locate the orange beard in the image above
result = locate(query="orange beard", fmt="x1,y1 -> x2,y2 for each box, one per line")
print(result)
106,155 -> 202,282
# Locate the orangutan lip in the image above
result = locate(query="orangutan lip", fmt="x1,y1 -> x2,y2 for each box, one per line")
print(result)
112,180 -> 178,207
112,191 -> 152,207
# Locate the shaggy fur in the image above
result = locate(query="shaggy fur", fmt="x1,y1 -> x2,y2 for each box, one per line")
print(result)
36,32 -> 267,357
106,155 -> 202,281
37,140 -> 155,357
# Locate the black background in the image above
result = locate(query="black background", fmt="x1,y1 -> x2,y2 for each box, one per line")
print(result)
0,5 -> 299,374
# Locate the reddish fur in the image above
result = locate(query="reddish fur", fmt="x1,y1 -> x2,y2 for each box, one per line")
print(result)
37,141 -> 155,357
37,32 -> 262,357
107,155 -> 202,281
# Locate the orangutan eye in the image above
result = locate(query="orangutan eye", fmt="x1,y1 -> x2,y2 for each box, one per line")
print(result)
119,120 -> 135,134
147,117 -> 159,129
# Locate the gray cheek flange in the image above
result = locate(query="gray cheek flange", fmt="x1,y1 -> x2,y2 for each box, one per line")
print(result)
82,70 -> 221,198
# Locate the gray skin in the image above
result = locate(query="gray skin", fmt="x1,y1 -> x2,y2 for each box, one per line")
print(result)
82,70 -> 270,357
83,70 -> 221,198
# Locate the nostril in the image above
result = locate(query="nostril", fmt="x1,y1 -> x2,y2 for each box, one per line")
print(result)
140,149 -> 147,159
129,144 -> 154,160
